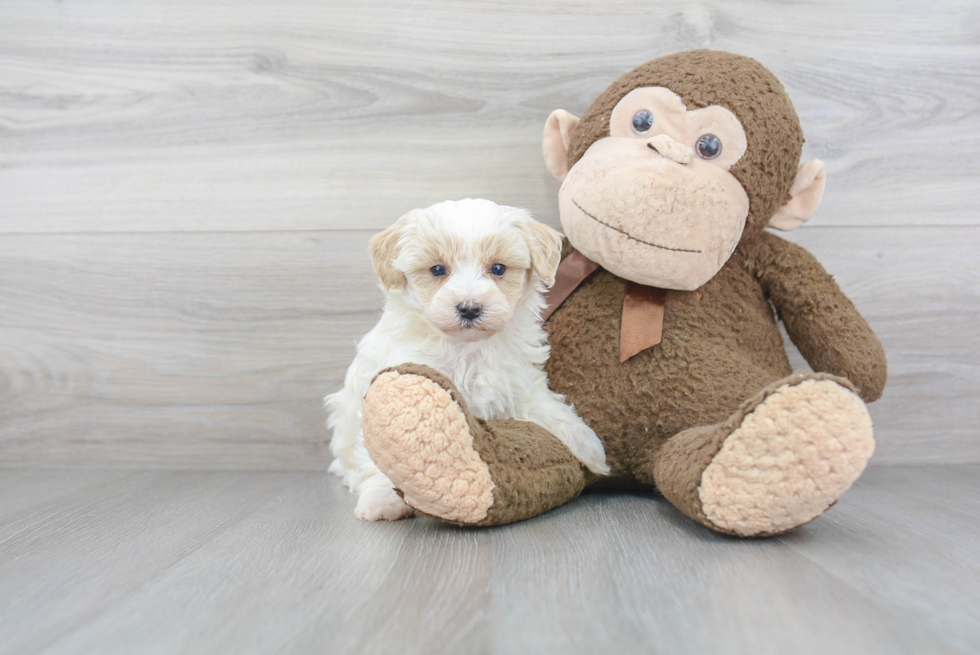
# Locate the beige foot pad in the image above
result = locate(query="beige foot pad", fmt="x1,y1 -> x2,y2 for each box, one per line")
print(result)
699,379 -> 874,536
362,370 -> 495,524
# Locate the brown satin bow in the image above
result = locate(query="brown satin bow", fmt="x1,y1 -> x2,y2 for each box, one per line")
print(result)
542,250 -> 666,362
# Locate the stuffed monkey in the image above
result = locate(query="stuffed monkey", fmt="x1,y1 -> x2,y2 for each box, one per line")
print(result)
359,50 -> 886,536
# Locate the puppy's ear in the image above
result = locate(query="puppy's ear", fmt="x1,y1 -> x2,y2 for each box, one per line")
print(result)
369,219 -> 407,291
517,213 -> 563,287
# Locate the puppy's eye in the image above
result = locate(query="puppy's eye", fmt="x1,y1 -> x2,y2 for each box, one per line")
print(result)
696,134 -> 722,160
430,265 -> 447,277
632,109 -> 654,135
490,263 -> 506,276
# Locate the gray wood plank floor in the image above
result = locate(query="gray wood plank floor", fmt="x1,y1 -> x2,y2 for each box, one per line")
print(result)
1,465 -> 977,655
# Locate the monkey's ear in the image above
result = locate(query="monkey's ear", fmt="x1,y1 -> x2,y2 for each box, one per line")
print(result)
368,219 -> 407,291
517,214 -> 563,287
769,160 -> 827,231
543,109 -> 581,182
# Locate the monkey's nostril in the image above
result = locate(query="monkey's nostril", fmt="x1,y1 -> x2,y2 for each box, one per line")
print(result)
457,302 -> 482,321
647,142 -> 660,154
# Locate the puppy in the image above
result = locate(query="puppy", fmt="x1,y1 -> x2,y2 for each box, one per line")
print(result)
325,198 -> 609,521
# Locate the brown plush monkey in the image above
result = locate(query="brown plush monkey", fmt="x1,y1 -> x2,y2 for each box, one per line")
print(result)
359,50 -> 887,536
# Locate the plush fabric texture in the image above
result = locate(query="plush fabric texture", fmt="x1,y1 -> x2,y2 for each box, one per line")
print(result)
545,233 -> 885,465
698,377 -> 874,536
644,371 -> 868,536
559,140 -> 750,289
471,417 -> 590,527
568,49 -> 803,239
744,231 -> 887,401
363,364 -> 588,527
362,366 -> 495,524
359,50 -> 887,536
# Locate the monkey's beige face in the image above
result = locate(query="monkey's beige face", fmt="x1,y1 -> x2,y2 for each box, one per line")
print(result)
558,87 -> 750,290
370,199 -> 562,341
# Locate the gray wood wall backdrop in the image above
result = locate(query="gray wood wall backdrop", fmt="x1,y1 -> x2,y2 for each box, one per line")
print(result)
0,0 -> 977,469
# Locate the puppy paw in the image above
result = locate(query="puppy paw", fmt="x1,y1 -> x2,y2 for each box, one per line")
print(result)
566,425 -> 609,475
327,458 -> 345,477
354,484 -> 415,521
547,417 -> 610,475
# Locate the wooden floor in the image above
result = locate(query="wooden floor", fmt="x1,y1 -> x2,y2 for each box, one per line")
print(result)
0,464 -> 976,655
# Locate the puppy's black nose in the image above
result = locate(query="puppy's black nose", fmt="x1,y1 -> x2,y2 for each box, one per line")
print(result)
457,302 -> 482,321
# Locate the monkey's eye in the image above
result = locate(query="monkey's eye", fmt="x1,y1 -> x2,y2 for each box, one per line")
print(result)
631,109 -> 655,135
490,263 -> 506,276
696,134 -> 722,160
430,265 -> 447,277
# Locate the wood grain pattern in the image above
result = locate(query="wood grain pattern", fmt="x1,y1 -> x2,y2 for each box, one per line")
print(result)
0,470 -> 301,655
0,0 -> 978,233
783,227 -> 980,464
0,466 -> 975,654
31,472 -> 492,655
0,469 -> 133,517
489,473 -> 972,655
780,466 -> 980,654
0,0 -> 978,468
1,227 -> 977,468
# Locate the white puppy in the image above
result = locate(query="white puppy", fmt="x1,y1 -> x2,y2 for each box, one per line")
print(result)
325,198 -> 609,521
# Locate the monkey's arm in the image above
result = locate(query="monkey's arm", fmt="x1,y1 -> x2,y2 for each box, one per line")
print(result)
744,231 -> 887,402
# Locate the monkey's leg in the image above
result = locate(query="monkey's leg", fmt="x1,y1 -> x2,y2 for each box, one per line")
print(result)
361,364 -> 590,526
635,372 -> 875,537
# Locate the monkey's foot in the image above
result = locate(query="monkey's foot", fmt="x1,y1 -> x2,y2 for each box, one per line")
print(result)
655,373 -> 875,537
362,364 -> 495,525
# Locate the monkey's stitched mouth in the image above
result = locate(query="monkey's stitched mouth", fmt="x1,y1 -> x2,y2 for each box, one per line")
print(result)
572,199 -> 702,254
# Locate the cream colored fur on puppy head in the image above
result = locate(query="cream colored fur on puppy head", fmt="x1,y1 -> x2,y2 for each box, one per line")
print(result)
369,199 -> 562,341
325,199 -> 609,522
